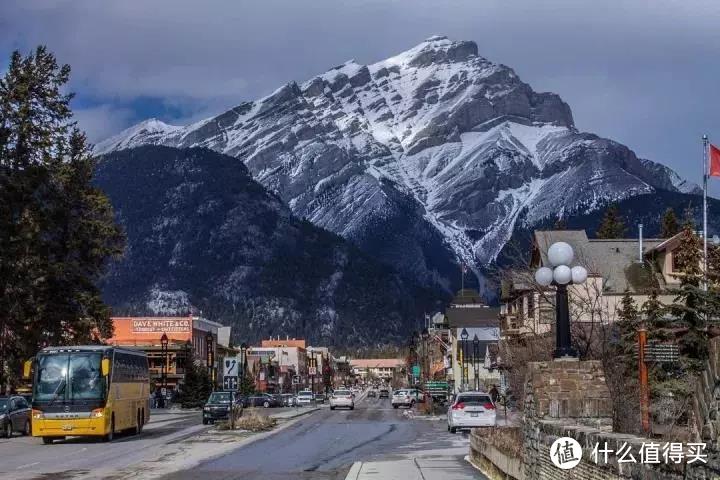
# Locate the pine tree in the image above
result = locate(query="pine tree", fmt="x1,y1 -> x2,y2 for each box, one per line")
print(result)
0,47 -> 124,392
178,350 -> 213,408
669,223 -> 707,371
616,291 -> 640,357
596,204 -> 626,239
661,208 -> 680,238
553,217 -> 567,230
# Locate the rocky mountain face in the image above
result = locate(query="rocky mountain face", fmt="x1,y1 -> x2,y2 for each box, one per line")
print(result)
95,146 -> 444,347
95,36 -> 698,296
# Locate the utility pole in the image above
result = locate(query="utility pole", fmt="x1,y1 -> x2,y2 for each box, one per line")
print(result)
638,327 -> 650,434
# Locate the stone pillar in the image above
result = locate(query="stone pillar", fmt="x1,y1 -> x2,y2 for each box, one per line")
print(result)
523,359 -> 612,479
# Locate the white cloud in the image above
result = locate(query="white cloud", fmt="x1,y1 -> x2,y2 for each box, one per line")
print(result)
72,104 -> 135,144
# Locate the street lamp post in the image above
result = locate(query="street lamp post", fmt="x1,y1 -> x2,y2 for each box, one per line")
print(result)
205,331 -> 214,390
160,333 -> 169,391
460,328 -> 469,391
421,328 -> 429,383
534,241 -> 588,358
308,348 -> 316,395
472,334 -> 480,391
240,342 -> 248,393
408,336 -> 417,386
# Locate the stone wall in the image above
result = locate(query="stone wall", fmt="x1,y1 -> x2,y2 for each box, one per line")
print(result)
469,427 -> 524,480
689,337 -> 720,479
471,358 -> 696,479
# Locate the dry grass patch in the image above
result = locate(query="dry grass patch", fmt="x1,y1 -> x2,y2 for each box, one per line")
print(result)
230,412 -> 277,432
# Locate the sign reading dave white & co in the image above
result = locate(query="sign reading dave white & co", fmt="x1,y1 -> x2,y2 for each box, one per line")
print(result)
132,318 -> 191,333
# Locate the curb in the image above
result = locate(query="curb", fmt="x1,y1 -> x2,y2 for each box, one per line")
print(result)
270,406 -> 320,421
344,461 -> 362,480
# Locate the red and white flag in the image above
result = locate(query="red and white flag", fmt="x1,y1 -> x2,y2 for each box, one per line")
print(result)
710,144 -> 720,177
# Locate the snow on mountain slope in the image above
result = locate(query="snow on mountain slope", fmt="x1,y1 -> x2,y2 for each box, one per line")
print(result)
95,36 -> 698,290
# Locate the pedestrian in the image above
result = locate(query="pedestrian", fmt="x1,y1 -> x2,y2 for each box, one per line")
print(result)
155,387 -> 165,409
489,384 -> 499,403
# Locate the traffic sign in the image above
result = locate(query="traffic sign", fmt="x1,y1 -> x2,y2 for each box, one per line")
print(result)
309,367 -> 317,376
292,375 -> 300,385
412,365 -> 420,377
223,376 -> 238,390
224,356 -> 240,376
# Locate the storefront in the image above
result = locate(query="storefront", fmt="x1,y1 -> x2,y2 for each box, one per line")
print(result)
106,316 -> 227,396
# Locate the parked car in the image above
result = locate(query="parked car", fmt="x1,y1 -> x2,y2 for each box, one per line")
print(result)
247,393 -> 280,408
280,394 -> 297,407
329,389 -> 354,410
296,391 -> 315,406
314,393 -> 326,404
0,395 -> 32,438
379,388 -> 390,399
447,391 -> 496,433
391,389 -> 416,409
203,391 -> 243,425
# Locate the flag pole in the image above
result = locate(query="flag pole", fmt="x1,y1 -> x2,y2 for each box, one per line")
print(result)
703,134 -> 709,291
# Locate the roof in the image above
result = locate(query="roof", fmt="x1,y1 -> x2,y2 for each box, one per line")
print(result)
446,305 -> 499,328
532,230 -> 667,294
261,339 -> 306,348
349,358 -> 405,369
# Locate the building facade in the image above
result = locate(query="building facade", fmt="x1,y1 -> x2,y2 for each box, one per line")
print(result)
500,230 -> 679,340
107,315 -> 227,395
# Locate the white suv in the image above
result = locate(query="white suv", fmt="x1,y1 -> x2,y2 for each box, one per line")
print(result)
329,389 -> 354,410
447,392 -> 496,432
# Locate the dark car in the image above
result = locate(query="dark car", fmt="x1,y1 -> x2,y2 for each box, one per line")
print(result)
367,389 -> 377,397
314,393 -> 326,404
202,391 -> 243,425
247,393 -> 279,408
0,395 -> 32,438
379,388 -> 390,399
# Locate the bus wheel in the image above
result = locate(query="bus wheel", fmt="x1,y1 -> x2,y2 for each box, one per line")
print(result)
104,417 -> 115,442
42,436 -> 54,445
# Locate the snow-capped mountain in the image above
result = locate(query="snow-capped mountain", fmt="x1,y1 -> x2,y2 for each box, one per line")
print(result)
96,36 -> 698,292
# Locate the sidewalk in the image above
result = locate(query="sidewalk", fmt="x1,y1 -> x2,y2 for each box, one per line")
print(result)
345,455 -> 482,480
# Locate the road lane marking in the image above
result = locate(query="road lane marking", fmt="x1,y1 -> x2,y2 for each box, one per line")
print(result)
16,462 -> 39,469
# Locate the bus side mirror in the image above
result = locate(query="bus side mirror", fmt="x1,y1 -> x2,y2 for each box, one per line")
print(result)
22,360 -> 32,379
101,359 -> 110,377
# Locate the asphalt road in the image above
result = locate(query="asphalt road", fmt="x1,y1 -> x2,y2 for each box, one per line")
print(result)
166,394 -> 480,480
0,409 -> 203,480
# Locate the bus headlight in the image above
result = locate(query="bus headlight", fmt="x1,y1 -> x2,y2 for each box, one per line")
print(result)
91,408 -> 104,418
32,409 -> 43,419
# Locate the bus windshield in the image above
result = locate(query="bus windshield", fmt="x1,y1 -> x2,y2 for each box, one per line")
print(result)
34,353 -> 106,402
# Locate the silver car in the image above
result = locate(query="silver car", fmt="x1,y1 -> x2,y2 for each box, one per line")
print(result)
329,389 -> 354,410
296,391 -> 315,406
391,389 -> 415,408
447,392 -> 496,432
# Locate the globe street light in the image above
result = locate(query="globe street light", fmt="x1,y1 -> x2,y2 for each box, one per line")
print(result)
460,328 -> 469,391
534,241 -> 588,358
472,334 -> 481,391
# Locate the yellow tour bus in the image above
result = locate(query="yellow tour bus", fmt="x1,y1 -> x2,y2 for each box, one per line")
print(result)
24,345 -> 150,444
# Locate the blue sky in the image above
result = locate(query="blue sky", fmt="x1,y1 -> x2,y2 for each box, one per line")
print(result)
2,0 -> 720,194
